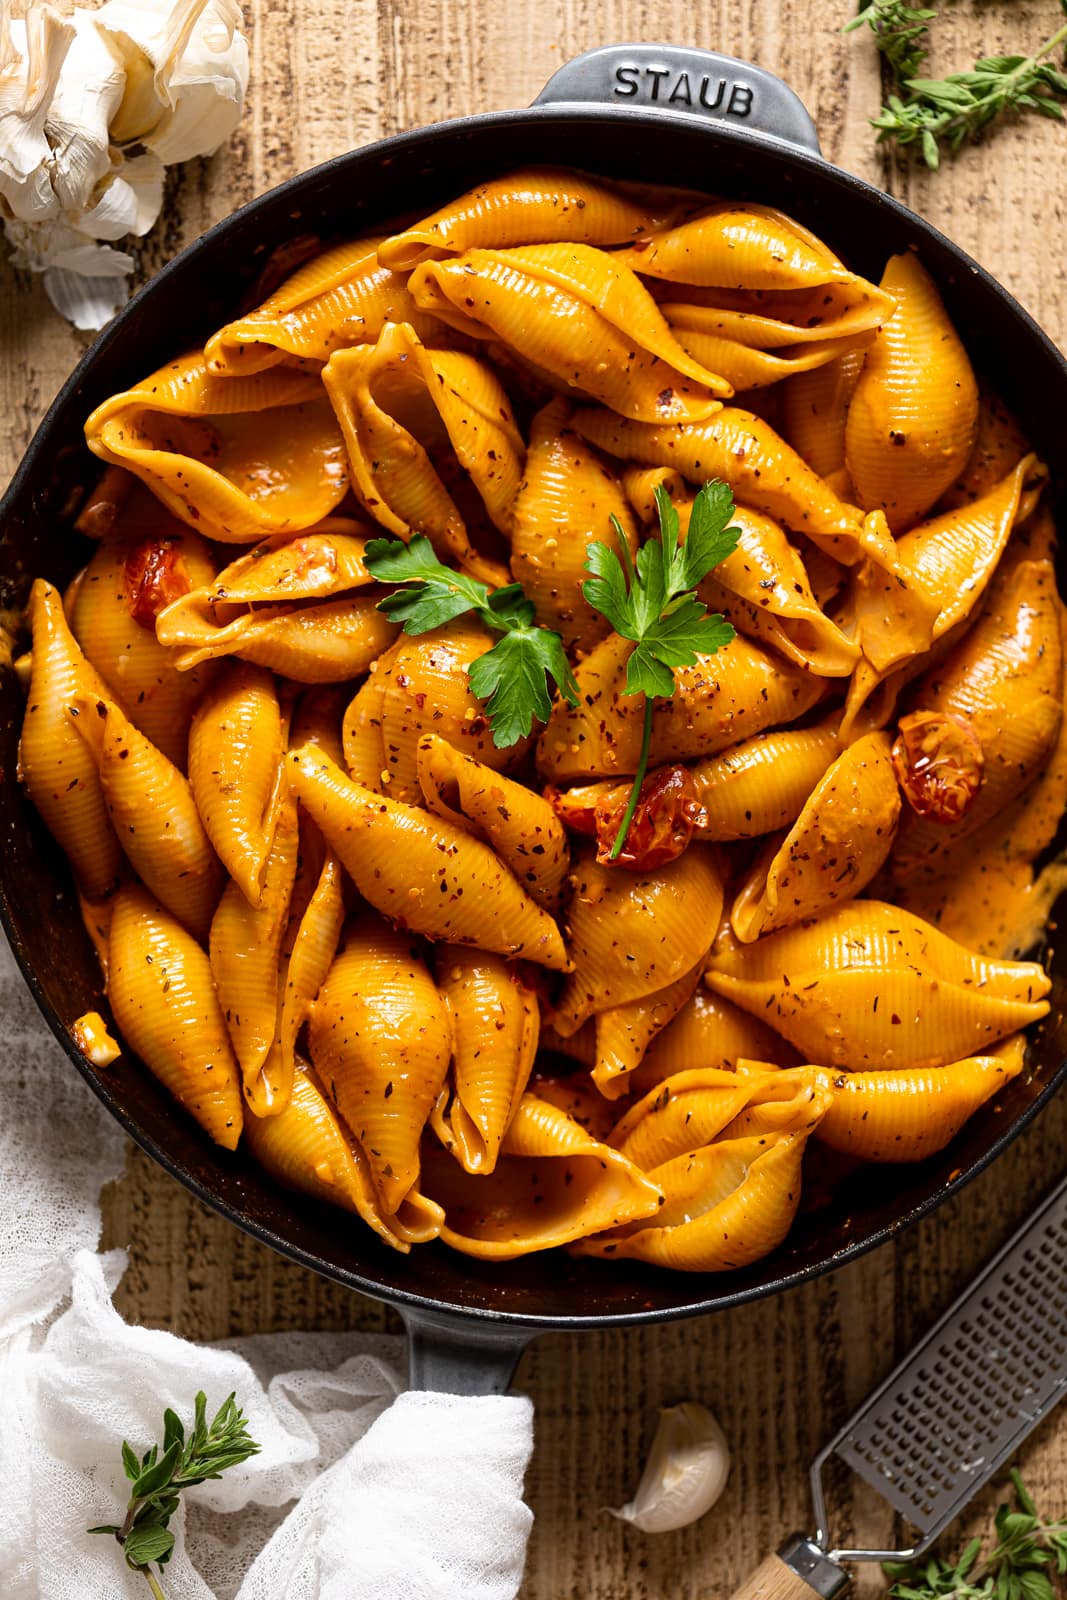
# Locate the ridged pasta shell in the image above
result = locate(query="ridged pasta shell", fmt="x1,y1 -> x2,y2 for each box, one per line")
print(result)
187,661 -> 283,905
243,1069 -> 444,1252
940,388 -> 1032,511
628,989 -> 795,1095
204,236 -> 442,374
890,559 -> 1063,883
731,732 -> 901,941
700,504 -> 859,677
211,775 -> 299,1093
430,946 -> 540,1174
108,882 -> 243,1149
423,1093 -> 663,1259
263,850 -> 346,1116
554,846 -> 724,1033
842,454 -> 1047,736
343,622 -> 518,806
69,692 -> 223,942
164,594 -> 398,682
70,504 -> 218,768
290,686 -> 347,769
613,203 -> 856,290
591,967 -> 702,1100
610,1067 -> 761,1169
308,916 -> 453,1215
573,407 -> 866,558
845,253 -> 979,533
509,397 -> 639,651
666,300 -> 875,392
409,243 -> 731,421
19,580 -> 122,900
812,1035 -> 1026,1161
536,630 -> 823,782
716,1066 -> 835,1141
322,321 -> 521,585
705,900 -> 1050,1069
689,722 -> 841,841
654,280 -> 895,350
378,168 -> 679,269
417,733 -> 570,910
781,347 -> 867,480
525,1068 -> 619,1143
287,743 -> 571,970
85,353 -> 349,543
577,1128 -> 811,1272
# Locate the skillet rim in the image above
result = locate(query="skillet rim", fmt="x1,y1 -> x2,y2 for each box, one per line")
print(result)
3,100 -> 1067,1331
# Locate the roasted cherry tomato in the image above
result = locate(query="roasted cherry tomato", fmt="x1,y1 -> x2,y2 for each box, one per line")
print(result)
124,538 -> 194,628
548,765 -> 707,870
891,710 -> 985,824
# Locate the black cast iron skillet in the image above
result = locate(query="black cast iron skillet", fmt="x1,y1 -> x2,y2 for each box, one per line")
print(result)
2,44 -> 1066,1396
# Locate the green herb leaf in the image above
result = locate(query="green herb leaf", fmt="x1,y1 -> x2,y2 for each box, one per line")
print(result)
123,1525 -> 177,1568
582,480 -> 738,859
364,532 -> 578,746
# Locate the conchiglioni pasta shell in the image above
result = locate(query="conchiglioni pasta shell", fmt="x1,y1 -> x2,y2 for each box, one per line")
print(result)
705,900 -> 1050,1069
781,347 -> 867,480
204,236 -> 442,374
845,253 -> 979,533
554,846 -> 724,1033
108,882 -> 243,1149
939,388 -> 1032,510
417,733 -> 570,910
591,967 -> 701,1100
890,559 -> 1063,882
19,580 -> 121,900
378,168 -> 678,269
655,280 -> 895,350
242,1069 -> 444,1252
187,661 -> 283,905
287,743 -> 570,970
166,594 -> 398,682
69,692 -> 222,941
430,946 -> 539,1174
265,851 -> 346,1115
689,722 -> 840,841
629,988 -> 794,1095
509,397 -> 639,651
345,622 -> 518,806
577,1128 -> 810,1272
668,305 -> 874,392
842,454 -> 1046,736
573,407 -> 866,557
613,203 -> 856,289
409,244 -> 730,422
85,353 -> 349,543
308,916 -> 452,1215
525,1068 -> 619,1143
717,1065 -> 834,1140
70,514 -> 218,768
322,322 -> 521,584
609,1067 -> 762,1170
700,504 -> 859,677
423,1093 -> 663,1259
731,732 -> 901,942
211,776 -> 299,1093
536,630 -> 823,781
812,1035 -> 1025,1162
289,686 -> 347,769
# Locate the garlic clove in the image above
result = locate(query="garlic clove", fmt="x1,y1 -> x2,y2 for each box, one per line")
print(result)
45,10 -> 125,214
607,1401 -> 731,1533
0,6 -> 74,210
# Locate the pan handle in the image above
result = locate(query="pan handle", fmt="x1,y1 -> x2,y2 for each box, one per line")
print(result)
533,43 -> 821,155
401,1305 -> 533,1394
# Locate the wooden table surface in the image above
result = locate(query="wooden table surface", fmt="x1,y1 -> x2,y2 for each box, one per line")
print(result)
3,2 -> 1066,1595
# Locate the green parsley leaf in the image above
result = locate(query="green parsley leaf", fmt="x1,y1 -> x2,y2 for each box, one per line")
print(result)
582,480 -> 740,860
364,533 -> 579,746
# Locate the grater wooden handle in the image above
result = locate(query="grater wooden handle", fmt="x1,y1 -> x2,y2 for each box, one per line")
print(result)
729,1541 -> 852,1600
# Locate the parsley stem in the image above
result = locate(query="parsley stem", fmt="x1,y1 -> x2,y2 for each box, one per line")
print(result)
610,696 -> 654,861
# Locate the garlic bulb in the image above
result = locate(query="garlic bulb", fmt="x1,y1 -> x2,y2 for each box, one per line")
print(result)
0,0 -> 248,330
608,1401 -> 731,1533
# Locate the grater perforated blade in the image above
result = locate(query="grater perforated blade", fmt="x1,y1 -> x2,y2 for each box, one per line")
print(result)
732,1170 -> 1067,1600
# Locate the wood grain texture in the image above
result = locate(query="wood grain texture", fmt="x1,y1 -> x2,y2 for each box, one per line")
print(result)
3,1 -> 1067,1595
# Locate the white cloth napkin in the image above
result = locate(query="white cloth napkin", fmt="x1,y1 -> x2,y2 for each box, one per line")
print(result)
0,937 -> 535,1598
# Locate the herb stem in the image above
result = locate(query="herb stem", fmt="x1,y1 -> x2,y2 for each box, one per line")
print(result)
610,696 -> 654,861
140,1567 -> 168,1600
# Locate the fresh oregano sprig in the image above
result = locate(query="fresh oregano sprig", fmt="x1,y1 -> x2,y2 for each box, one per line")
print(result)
847,0 -> 1067,167
90,1391 -> 260,1599
581,481 -> 739,861
884,1470 -> 1067,1600
364,535 -> 579,748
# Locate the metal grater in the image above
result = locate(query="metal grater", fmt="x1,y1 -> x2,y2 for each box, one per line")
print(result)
766,1169 -> 1067,1599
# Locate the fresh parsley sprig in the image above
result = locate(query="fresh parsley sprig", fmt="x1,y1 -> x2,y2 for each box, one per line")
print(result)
885,1471 -> 1067,1600
847,0 -> 1067,168
90,1391 -> 259,1598
364,535 -> 579,748
581,482 -> 739,861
